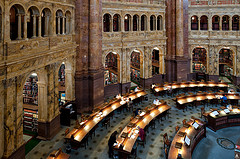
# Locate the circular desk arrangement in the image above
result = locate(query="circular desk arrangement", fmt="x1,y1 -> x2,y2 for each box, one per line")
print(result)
113,102 -> 171,158
65,90 -> 147,146
152,81 -> 228,96
168,118 -> 206,159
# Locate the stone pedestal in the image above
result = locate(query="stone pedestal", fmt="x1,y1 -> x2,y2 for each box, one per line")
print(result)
3,143 -> 25,159
175,56 -> 190,82
208,75 -> 219,82
38,115 -> 60,140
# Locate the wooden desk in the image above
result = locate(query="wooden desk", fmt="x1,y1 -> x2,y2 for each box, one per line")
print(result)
235,137 -> 240,159
65,90 -> 147,143
168,119 -> 206,159
47,149 -> 70,159
114,102 -> 171,155
153,81 -> 228,96
204,107 -> 240,131
176,93 -> 240,110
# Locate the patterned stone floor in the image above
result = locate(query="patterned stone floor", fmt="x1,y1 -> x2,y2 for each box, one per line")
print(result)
26,85 -> 240,159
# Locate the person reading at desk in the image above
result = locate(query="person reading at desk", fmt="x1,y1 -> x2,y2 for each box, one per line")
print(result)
152,83 -> 156,89
228,88 -> 234,93
221,95 -> 228,106
108,131 -> 118,158
134,86 -> 140,92
153,98 -> 160,105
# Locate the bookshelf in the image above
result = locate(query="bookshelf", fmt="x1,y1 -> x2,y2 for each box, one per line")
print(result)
23,105 -> 38,132
23,75 -> 38,105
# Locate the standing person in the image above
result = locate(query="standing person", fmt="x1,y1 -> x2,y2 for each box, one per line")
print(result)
137,126 -> 145,142
108,131 -> 118,158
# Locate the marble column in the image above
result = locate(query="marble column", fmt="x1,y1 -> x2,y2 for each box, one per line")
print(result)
209,15 -> 212,31
23,14 -> 27,39
32,15 -> 37,38
198,18 -> 200,30
38,15 -> 41,37
17,14 -> 22,40
57,16 -> 61,35
44,15 -> 49,37
147,15 -> 150,31
0,82 -> 4,158
65,69 -> 73,101
229,16 -> 232,31
37,82 -> 48,122
176,0 -> 184,56
219,16 -> 222,30
62,16 -> 66,34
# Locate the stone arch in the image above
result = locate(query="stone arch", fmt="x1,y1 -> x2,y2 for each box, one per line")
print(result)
157,15 -> 163,30
192,46 -> 207,73
151,47 -> 165,75
124,14 -> 131,31
133,14 -> 139,31
10,4 -> 25,40
27,6 -> 40,38
212,15 -> 220,30
150,15 -> 156,31
141,14 -> 147,31
232,15 -> 239,30
200,15 -> 208,30
191,15 -> 198,30
65,10 -> 72,34
113,14 -> 121,32
222,15 -> 230,30
103,13 -> 111,32
41,8 -> 52,37
56,9 -> 64,35
130,48 -> 144,84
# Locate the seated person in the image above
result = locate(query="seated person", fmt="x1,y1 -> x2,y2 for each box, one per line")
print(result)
151,83 -> 156,89
116,94 -> 121,99
220,95 -> 228,105
137,126 -> 145,142
153,98 -> 160,105
135,108 -> 141,116
108,131 -> 118,158
134,86 -> 140,92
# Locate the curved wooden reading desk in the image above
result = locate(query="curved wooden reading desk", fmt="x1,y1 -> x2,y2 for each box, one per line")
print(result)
203,106 -> 240,131
153,81 -> 228,95
113,102 -> 171,157
65,90 -> 147,143
168,118 -> 206,159
176,93 -> 240,110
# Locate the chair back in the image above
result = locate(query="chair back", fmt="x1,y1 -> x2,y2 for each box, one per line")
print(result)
175,126 -> 179,133
65,128 -> 70,136
182,119 -> 186,125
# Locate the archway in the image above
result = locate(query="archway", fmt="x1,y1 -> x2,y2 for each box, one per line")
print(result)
103,13 -> 111,32
200,15 -> 208,30
152,48 -> 160,75
65,11 -> 72,34
130,50 -> 141,84
141,15 -> 147,31
113,14 -> 120,32
124,14 -> 131,31
191,15 -> 198,30
157,15 -> 162,30
23,73 -> 39,134
150,15 -> 156,31
219,48 -> 234,80
41,8 -> 51,37
10,4 -> 25,40
56,10 -> 63,35
58,63 -> 65,106
222,15 -> 229,30
27,6 -> 40,38
133,15 -> 139,31
232,15 -> 239,31
104,52 -> 119,85
192,47 -> 207,73
212,15 -> 220,30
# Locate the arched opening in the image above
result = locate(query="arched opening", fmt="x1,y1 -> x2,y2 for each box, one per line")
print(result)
150,15 -> 156,31
103,13 -> 111,32
222,15 -> 229,30
65,11 -> 72,34
104,52 -> 119,85
157,15 -> 162,30
130,50 -> 141,84
124,14 -> 131,31
41,8 -> 51,37
152,48 -> 160,75
191,15 -> 198,30
232,15 -> 239,31
27,6 -> 40,38
10,4 -> 25,40
113,14 -> 120,32
200,15 -> 208,30
56,10 -> 63,35
141,15 -> 147,31
133,15 -> 139,31
192,47 -> 207,73
58,63 -> 65,106
212,15 -> 220,30
219,48 -> 234,79
23,73 -> 39,134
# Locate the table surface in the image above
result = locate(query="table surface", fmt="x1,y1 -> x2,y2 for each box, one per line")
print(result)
204,106 -> 240,119
47,151 -> 70,159
114,102 -> 171,153
153,81 -> 228,92
176,93 -> 240,105
236,137 -> 240,158
168,119 -> 205,159
65,90 -> 147,142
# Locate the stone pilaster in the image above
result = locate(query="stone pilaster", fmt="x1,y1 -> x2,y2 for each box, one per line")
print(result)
0,81 -> 4,158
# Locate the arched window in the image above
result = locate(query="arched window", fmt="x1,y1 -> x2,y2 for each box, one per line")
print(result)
200,15 -> 208,30
152,49 -> 159,75
219,48 -> 233,78
103,13 -> 111,32
56,10 -> 63,35
131,50 -> 141,83
10,4 -> 25,40
41,8 -> 51,37
65,11 -> 72,34
124,14 -> 131,31
191,15 -> 198,30
157,15 -> 162,30
141,15 -> 147,31
232,15 -> 239,31
105,52 -> 119,85
222,15 -> 229,31
27,6 -> 40,38
192,47 -> 207,73
212,15 -> 220,30
113,14 -> 120,32
133,15 -> 139,31
150,15 -> 156,31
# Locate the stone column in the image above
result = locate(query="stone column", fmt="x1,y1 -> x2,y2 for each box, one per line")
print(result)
62,16 -> 66,34
147,14 -> 150,31
65,69 -> 74,101
23,14 -> 27,39
121,13 -> 125,32
0,82 -> 4,158
38,15 -> 41,37
209,15 -> 212,31
219,16 -> 222,30
229,16 -> 232,31
32,15 -> 37,38
44,15 -> 49,37
37,82 -> 48,122
57,16 -> 61,35
17,14 -> 22,40
110,16 -> 113,32
176,0 -> 184,56
198,18 -> 200,30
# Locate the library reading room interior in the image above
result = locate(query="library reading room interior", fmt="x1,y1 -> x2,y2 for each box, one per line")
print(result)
1,0 -> 240,159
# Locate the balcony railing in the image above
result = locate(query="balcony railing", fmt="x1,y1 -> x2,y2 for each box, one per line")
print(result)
189,0 -> 240,6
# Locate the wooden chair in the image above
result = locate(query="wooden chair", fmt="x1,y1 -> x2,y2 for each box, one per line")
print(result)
65,128 -> 70,136
163,133 -> 171,149
175,126 -> 180,134
164,147 -> 168,159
